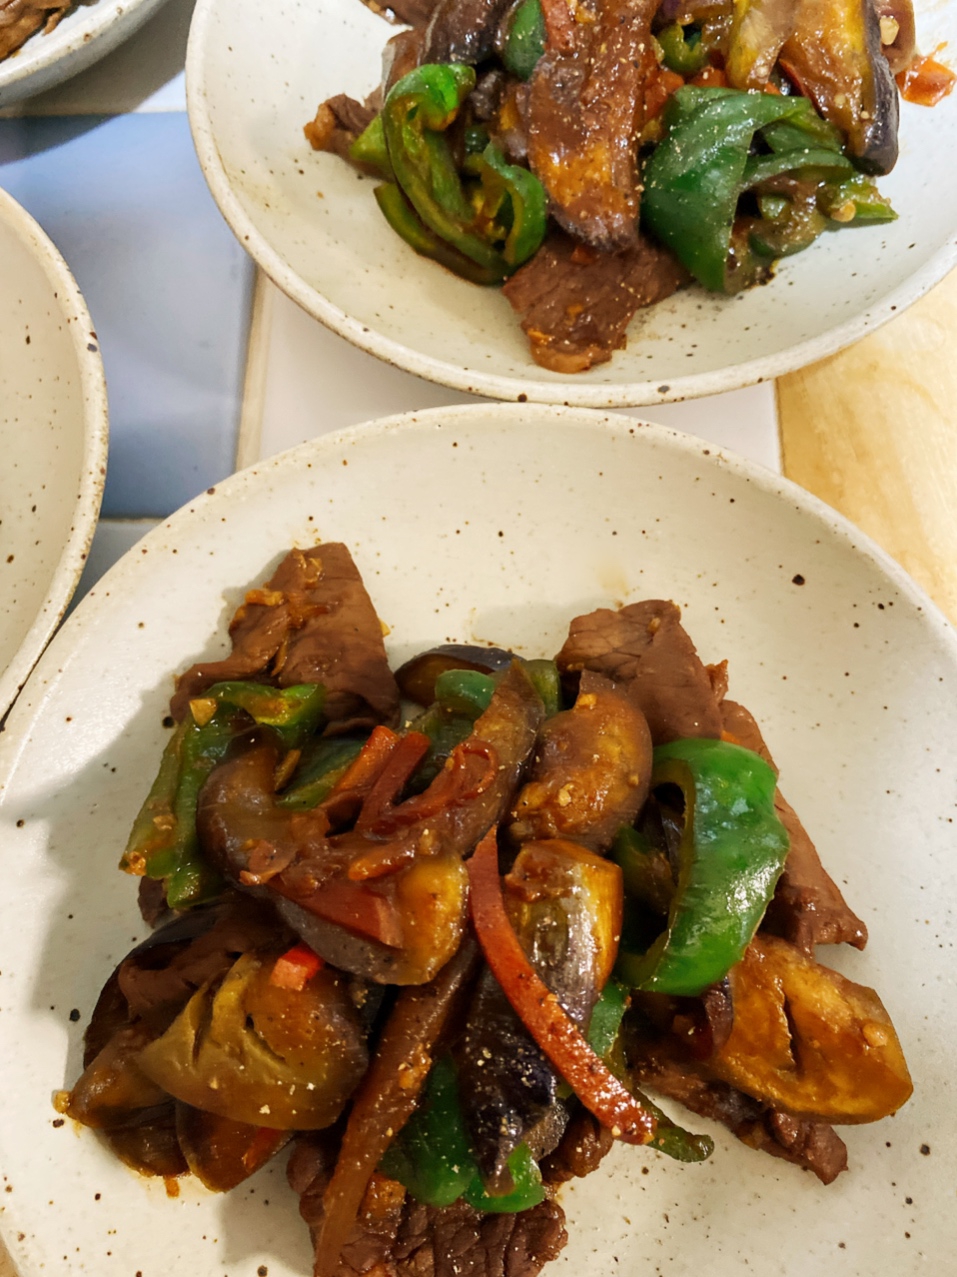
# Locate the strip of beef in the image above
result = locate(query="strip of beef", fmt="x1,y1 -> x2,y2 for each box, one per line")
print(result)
305,95 -> 378,172
422,0 -> 513,64
720,699 -> 868,954
525,0 -> 658,250
502,229 -> 687,373
628,1037 -> 848,1185
555,600 -> 723,744
171,544 -> 400,734
540,1106 -> 615,1185
0,0 -> 70,62
290,1141 -> 568,1277
386,0 -> 443,26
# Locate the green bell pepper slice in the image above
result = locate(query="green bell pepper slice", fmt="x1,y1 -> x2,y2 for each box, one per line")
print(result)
380,64 -> 546,280
433,668 -> 496,718
657,22 -> 708,75
122,683 -> 326,907
642,87 -> 892,293
276,736 -> 364,810
374,182 -> 503,285
380,1055 -> 544,1212
616,738 -> 789,997
350,113 -> 394,181
522,658 -> 562,717
501,0 -> 546,81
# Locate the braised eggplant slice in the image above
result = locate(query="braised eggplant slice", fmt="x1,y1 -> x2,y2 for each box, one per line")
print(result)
457,838 -> 623,1190
175,1103 -> 291,1191
780,0 -> 899,173
726,0 -> 800,88
395,644 -> 516,706
136,950 -> 369,1130
509,671 -> 652,851
200,665 -> 543,985
710,934 -> 912,1122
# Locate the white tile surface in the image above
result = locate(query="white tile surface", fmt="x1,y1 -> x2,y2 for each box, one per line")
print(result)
254,281 -> 782,473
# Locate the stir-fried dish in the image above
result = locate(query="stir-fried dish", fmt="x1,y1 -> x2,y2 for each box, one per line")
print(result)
305,0 -> 954,372
0,0 -> 79,63
60,544 -> 912,1277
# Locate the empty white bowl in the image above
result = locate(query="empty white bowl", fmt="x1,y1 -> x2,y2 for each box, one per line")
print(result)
187,0 -> 957,405
0,187 -> 108,715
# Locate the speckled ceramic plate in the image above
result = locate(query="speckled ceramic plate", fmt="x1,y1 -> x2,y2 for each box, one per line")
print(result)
0,0 -> 171,107
0,188 -> 107,719
0,405 -> 954,1276
186,0 -> 957,407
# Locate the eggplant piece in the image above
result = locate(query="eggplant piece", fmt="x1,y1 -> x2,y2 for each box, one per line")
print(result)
726,0 -> 800,89
395,644 -> 515,707
509,671 -> 652,852
873,0 -> 916,76
780,0 -> 899,174
711,934 -> 912,1122
136,950 -> 369,1130
455,970 -> 559,1195
175,1103 -> 290,1191
200,665 -> 543,985
456,838 -> 623,1190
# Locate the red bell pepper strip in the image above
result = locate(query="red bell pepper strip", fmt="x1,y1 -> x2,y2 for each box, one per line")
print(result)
467,829 -> 656,1145
269,942 -> 325,991
897,54 -> 956,107
354,731 -> 431,831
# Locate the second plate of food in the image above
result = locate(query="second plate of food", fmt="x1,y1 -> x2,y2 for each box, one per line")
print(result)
0,404 -> 953,1276
187,0 -> 957,405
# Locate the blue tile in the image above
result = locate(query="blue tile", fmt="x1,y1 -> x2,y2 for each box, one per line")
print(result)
0,114 -> 254,518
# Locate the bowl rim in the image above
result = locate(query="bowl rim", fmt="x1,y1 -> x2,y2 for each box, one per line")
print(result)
26,401 -> 957,668
0,0 -> 171,106
0,188 -> 109,718
185,0 -> 957,408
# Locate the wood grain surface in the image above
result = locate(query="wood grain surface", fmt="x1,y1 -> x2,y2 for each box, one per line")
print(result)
778,267 -> 957,625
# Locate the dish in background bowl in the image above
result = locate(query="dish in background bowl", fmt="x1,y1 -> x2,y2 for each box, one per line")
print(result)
0,403 -> 954,1276
0,0 -> 171,108
0,187 -> 107,717
186,0 -> 957,407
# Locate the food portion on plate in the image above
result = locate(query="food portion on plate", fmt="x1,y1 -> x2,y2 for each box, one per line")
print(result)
0,0 -> 79,63
305,0 -> 953,373
59,542 -> 912,1277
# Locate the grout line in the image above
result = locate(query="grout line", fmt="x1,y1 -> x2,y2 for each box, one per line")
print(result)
234,268 -> 275,472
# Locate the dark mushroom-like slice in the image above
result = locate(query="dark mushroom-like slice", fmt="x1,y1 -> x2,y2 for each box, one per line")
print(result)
780,0 -> 899,174
395,644 -> 516,707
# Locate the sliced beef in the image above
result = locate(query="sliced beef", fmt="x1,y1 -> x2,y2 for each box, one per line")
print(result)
290,1145 -> 568,1277
629,1038 -> 848,1185
387,0 -> 443,26
720,700 -> 868,954
555,600 -> 723,744
540,1106 -> 615,1185
525,0 -> 658,250
305,95 -> 378,173
0,0 -> 70,62
502,229 -> 687,373
422,0 -> 513,66
171,544 -> 400,734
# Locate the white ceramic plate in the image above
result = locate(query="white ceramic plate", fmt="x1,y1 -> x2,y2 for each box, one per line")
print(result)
0,0 -> 171,107
0,404 -> 954,1275
0,187 -> 107,718
187,0 -> 957,406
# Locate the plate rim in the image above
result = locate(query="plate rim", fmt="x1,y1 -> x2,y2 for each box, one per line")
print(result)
0,0 -> 172,106
0,188 -> 109,719
1,402 -> 955,1275
3,402 -> 954,755
184,0 -> 957,408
